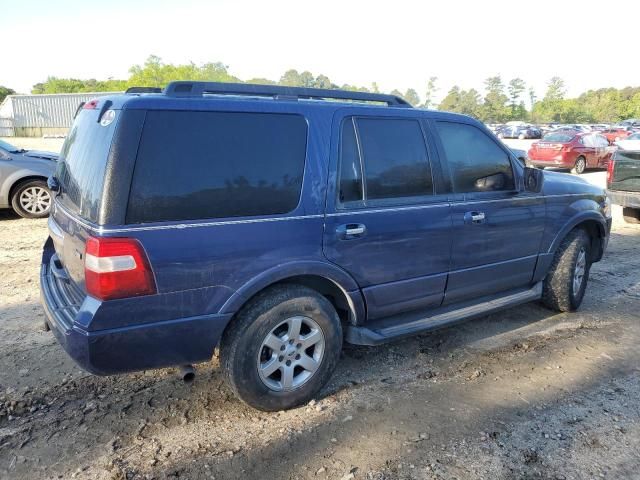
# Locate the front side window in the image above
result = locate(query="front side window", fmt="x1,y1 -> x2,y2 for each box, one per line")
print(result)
126,111 -> 307,223
435,121 -> 515,193
337,116 -> 433,205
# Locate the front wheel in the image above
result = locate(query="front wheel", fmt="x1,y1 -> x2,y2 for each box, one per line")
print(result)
571,156 -> 586,175
11,180 -> 52,218
542,228 -> 591,312
220,285 -> 343,411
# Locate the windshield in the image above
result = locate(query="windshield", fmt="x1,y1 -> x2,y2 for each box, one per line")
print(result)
542,132 -> 576,143
0,139 -> 19,152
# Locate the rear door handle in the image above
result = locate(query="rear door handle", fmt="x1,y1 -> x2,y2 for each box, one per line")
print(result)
464,211 -> 486,224
336,223 -> 367,239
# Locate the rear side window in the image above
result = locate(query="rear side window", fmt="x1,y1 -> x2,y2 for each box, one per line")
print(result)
338,117 -> 433,206
126,111 -> 307,223
435,121 -> 515,193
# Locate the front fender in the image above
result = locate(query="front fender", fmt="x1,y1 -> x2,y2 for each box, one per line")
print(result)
547,207 -> 607,255
218,260 -> 366,323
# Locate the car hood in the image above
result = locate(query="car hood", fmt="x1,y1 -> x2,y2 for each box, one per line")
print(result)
22,150 -> 58,162
615,140 -> 640,152
541,169 -> 603,197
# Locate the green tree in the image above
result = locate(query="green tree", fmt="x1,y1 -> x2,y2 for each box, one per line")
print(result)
483,75 -> 509,123
403,88 -> 421,106
544,76 -> 566,101
439,86 -> 462,112
422,76 -> 438,109
507,78 -> 526,119
0,86 -> 16,103
127,55 -> 238,87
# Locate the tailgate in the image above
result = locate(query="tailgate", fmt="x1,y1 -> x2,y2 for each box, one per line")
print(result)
611,150 -> 640,192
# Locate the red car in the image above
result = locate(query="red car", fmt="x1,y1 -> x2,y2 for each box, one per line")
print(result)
602,127 -> 634,144
528,131 -> 612,174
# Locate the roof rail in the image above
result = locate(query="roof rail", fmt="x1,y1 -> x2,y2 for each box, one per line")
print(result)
126,86 -> 163,94
163,81 -> 411,107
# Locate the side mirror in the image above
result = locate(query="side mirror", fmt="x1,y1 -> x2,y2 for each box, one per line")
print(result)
524,166 -> 544,193
47,175 -> 60,193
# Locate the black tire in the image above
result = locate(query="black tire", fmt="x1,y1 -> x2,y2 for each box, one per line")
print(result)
622,207 -> 640,224
571,156 -> 586,175
11,179 -> 52,219
220,284 -> 343,411
542,228 -> 591,312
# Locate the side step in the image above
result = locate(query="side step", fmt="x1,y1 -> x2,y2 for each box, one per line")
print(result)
346,283 -> 543,346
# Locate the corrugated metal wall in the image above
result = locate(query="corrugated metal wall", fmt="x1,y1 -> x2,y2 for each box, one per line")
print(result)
7,93 -> 118,128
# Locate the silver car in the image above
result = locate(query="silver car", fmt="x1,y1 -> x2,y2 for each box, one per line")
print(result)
0,139 -> 57,218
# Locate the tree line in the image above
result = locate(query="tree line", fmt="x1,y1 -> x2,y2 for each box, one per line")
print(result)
2,55 -> 639,124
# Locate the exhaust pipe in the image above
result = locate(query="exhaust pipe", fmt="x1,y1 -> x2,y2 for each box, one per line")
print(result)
179,365 -> 195,383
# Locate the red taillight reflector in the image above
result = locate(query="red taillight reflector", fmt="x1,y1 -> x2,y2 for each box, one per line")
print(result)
607,157 -> 615,186
85,237 -> 156,301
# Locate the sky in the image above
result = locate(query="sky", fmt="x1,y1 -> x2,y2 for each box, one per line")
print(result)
3,0 -> 639,103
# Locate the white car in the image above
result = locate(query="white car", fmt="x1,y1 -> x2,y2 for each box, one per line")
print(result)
615,133 -> 640,151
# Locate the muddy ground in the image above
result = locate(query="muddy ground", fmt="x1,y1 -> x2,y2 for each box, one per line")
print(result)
1,142 -> 639,479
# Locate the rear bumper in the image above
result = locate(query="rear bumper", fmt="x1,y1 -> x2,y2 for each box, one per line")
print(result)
40,239 -> 232,375
607,189 -> 640,209
529,157 -> 573,168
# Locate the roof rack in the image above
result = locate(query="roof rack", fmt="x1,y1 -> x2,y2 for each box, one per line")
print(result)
163,81 -> 411,107
125,86 -> 163,94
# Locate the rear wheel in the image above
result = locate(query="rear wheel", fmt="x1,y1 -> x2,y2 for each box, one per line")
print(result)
220,285 -> 343,411
11,180 -> 52,218
622,207 -> 640,224
542,228 -> 591,312
571,156 -> 586,175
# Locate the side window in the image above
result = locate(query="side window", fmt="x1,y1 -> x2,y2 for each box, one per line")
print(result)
126,111 -> 307,223
435,121 -> 515,193
356,118 -> 433,200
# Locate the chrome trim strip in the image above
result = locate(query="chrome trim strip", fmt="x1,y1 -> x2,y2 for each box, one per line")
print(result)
327,203 -> 449,217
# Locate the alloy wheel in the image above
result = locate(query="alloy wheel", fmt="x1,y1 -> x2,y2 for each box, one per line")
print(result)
19,186 -> 51,215
573,247 -> 586,297
257,316 -> 325,392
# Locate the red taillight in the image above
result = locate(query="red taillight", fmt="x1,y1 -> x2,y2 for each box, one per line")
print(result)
607,157 -> 615,186
84,237 -> 156,301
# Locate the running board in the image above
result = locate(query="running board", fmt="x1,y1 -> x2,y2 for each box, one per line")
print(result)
346,283 -> 543,346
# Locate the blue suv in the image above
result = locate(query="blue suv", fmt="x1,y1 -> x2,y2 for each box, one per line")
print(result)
40,82 -> 611,411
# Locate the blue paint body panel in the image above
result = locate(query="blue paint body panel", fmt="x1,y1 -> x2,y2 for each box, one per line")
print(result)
40,90 -> 612,375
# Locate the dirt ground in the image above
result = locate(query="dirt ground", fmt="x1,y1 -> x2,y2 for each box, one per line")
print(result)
1,142 -> 640,479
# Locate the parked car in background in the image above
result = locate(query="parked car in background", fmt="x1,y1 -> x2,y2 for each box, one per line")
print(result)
602,126 -> 634,144
40,82 -> 611,411
614,132 -> 640,151
607,147 -> 640,223
498,125 -> 542,139
0,139 -> 57,218
528,131 -> 612,174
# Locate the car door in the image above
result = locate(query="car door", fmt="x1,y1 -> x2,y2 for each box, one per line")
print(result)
580,134 -> 599,167
323,113 -> 452,321
432,120 -> 546,304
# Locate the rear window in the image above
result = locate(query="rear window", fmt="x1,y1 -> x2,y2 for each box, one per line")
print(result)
542,132 -> 576,143
56,107 -> 119,221
126,111 -> 307,224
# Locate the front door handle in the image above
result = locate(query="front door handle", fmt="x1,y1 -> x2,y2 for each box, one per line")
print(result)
464,211 -> 486,224
336,223 -> 367,239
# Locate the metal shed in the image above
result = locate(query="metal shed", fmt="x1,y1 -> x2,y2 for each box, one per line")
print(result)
0,92 -> 119,137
